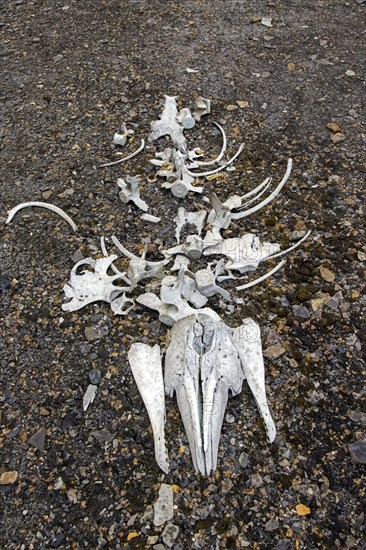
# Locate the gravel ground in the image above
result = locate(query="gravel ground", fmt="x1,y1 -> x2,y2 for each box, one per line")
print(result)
1,1 -> 365,549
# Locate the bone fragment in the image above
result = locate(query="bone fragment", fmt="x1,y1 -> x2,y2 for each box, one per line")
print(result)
99,139 -> 145,167
6,202 -> 77,232
193,97 -> 211,121
117,175 -> 149,212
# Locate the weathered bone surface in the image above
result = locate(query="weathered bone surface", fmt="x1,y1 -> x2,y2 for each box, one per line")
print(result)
177,107 -> 196,129
148,95 -> 187,153
100,139 -> 145,168
62,255 -> 129,312
110,293 -> 135,315
128,343 -> 169,474
164,315 -> 243,475
117,175 -> 149,212
113,123 -> 134,146
140,213 -> 161,224
174,207 -> 207,243
188,122 -> 227,168
193,97 -> 211,121
6,201 -> 78,232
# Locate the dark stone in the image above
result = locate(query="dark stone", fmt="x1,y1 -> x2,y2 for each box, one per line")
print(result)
89,369 -> 102,385
28,426 -> 46,451
349,440 -> 366,464
0,276 -> 11,292
50,533 -> 65,548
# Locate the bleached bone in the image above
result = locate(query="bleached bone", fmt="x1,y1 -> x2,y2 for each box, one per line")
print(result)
164,314 -> 244,475
188,122 -> 227,168
193,97 -> 211,122
266,230 -> 311,260
62,255 -> 129,312
231,158 -> 292,221
100,237 -> 131,283
6,201 -> 77,232
194,267 -> 231,301
128,343 -> 169,474
174,207 -> 207,243
163,234 -> 205,260
236,259 -> 286,290
171,254 -> 190,272
113,124 -> 134,146
148,95 -> 187,153
204,233 -> 280,273
117,175 -> 149,212
234,178 -> 271,210
111,236 -> 169,289
162,150 -> 203,198
162,271 -> 208,309
83,384 -> 98,412
186,143 -> 244,178
99,139 -> 145,168
110,293 -> 135,315
233,319 -> 276,442
177,107 -> 196,129
140,213 -> 161,224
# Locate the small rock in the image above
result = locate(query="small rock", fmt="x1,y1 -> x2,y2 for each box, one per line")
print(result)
42,190 -> 52,200
348,410 -> 366,426
50,533 -> 65,548
289,231 -> 306,242
85,326 -> 100,342
239,452 -> 249,468
237,100 -> 249,109
331,132 -> 346,143
264,343 -> 286,359
53,477 -> 66,490
250,473 -> 263,488
28,426 -> 46,451
83,384 -> 97,411
226,104 -> 238,111
221,478 -> 233,493
265,518 -> 279,531
53,54 -> 63,62
71,249 -> 84,263
275,541 -> 291,550
292,305 -> 310,320
225,413 -> 235,424
89,369 -> 101,385
91,429 -> 113,444
311,293 -> 330,312
326,291 -> 343,310
98,537 -> 107,549
349,440 -> 366,464
358,251 -> 366,261
0,275 -> 11,292
292,521 -> 303,533
153,545 -> 165,550
0,471 -> 18,485
147,535 -> 158,545
326,122 -> 342,133
162,523 -> 179,547
345,69 -> 356,76
320,266 -> 335,282
261,16 -> 273,27
153,483 -> 174,527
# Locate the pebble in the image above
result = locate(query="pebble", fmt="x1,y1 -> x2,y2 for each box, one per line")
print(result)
275,541 -> 291,550
50,533 -> 65,548
0,275 -> 11,291
264,343 -> 286,359
147,535 -> 158,545
320,266 -> 335,282
89,369 -> 102,384
325,291 -> 343,310
250,473 -> 264,488
0,471 -> 18,485
226,104 -> 238,111
91,429 -> 113,444
261,16 -> 273,27
71,249 -> 84,263
349,440 -> 366,464
348,410 -> 366,426
237,100 -> 249,108
265,518 -> 279,531
28,426 -> 46,451
98,537 -> 107,549
162,523 -> 179,547
239,451 -> 249,468
85,326 -> 101,342
153,483 -> 174,526
331,132 -> 346,143
225,413 -> 235,424
326,122 -> 342,133
221,478 -> 233,493
311,293 -> 330,312
289,231 -> 307,242
292,305 -> 310,320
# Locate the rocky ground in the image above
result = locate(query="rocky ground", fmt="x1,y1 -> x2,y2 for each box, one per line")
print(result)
1,0 -> 365,548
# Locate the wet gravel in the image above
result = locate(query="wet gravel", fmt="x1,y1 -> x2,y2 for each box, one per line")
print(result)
1,1 -> 365,549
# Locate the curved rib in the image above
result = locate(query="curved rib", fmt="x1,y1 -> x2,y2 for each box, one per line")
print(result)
236,260 -> 286,291
99,139 -> 145,168
6,201 -> 77,232
111,235 -> 139,260
100,236 -> 131,283
266,230 -> 311,261
193,122 -> 227,166
240,177 -> 272,201
236,178 -> 272,210
186,143 -> 244,178
232,158 -> 292,220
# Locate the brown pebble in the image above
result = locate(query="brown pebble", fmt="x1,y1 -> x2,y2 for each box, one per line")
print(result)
0,471 -> 18,485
